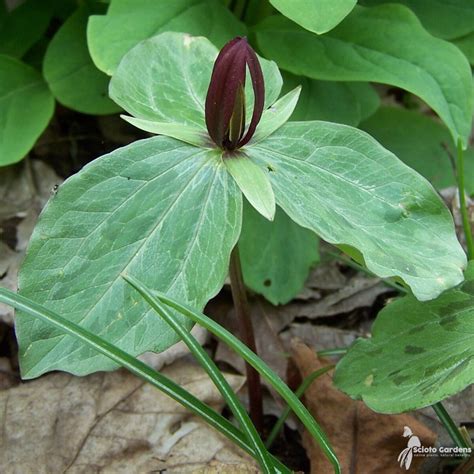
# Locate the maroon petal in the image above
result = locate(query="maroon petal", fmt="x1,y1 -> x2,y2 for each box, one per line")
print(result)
205,38 -> 247,147
238,46 -> 265,148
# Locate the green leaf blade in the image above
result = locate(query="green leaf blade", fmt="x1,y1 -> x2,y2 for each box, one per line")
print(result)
17,137 -> 242,378
43,6 -> 120,115
256,4 -> 474,147
248,121 -> 466,301
87,0 -> 246,75
334,263 -> 474,413
269,0 -> 357,35
240,202 -> 319,305
0,55 -> 54,166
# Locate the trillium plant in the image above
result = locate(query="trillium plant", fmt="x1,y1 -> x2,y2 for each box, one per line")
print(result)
2,30 -> 472,473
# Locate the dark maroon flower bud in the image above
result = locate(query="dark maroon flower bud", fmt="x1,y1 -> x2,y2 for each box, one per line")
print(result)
205,37 -> 265,151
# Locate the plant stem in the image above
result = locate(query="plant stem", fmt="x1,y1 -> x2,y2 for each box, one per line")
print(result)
432,402 -> 471,450
317,348 -> 348,357
229,245 -> 264,433
266,365 -> 335,449
456,139 -> 474,260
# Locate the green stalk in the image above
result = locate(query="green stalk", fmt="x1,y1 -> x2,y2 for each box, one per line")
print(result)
456,138 -> 474,260
152,289 -> 342,474
0,288 -> 289,473
123,275 -> 275,474
317,348 -> 348,358
432,402 -> 471,450
266,365 -> 335,449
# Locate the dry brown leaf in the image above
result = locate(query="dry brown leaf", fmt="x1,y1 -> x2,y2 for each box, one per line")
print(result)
0,160 -> 62,325
291,339 -> 437,474
0,359 -> 256,473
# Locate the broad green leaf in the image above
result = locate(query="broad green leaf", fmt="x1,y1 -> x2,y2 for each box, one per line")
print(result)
334,262 -> 474,413
0,0 -> 52,58
224,155 -> 275,221
361,0 -> 474,40
43,6 -> 120,115
255,5 -> 474,147
0,56 -> 54,167
16,136 -> 242,378
87,0 -> 246,75
121,116 -> 209,147
247,121 -> 467,301
269,0 -> 356,34
282,72 -> 379,126
109,32 -> 282,138
361,106 -> 474,194
240,202 -> 319,305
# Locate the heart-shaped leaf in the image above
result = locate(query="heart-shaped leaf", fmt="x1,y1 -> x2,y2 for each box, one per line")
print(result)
269,0 -> 357,34
43,6 -> 120,115
0,55 -> 54,166
87,0 -> 246,75
247,121 -> 466,301
334,262 -> 474,413
16,137 -> 242,378
256,5 -> 474,147
240,202 -> 319,305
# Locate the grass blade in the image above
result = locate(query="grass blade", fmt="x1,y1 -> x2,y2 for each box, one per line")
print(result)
266,365 -> 334,449
123,274 -> 276,474
152,289 -> 341,473
0,288 -> 289,472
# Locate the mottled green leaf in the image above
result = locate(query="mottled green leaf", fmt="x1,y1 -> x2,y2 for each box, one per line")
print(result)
361,0 -> 474,40
247,121 -> 467,301
109,32 -> 282,140
87,0 -> 246,75
334,262 -> 474,413
240,202 -> 319,305
43,6 -> 120,115
16,137 -> 242,378
0,56 -> 54,166
269,0 -> 356,34
0,0 -> 52,58
360,106 -> 474,194
256,5 -> 474,147
224,155 -> 275,221
282,72 -> 379,125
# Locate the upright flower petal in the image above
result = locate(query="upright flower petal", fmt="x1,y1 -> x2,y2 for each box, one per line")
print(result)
205,37 -> 265,151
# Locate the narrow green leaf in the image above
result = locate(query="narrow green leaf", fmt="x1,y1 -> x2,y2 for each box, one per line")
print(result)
87,0 -> 246,75
360,106 -> 474,194
255,5 -> 474,147
247,121 -> 467,301
123,275 -> 275,474
253,86 -> 301,143
282,72 -> 379,126
269,0 -> 356,35
16,137 -> 242,378
0,55 -> 54,166
361,0 -> 474,40
0,287 -> 289,473
43,6 -> 120,115
224,155 -> 275,221
121,116 -> 209,147
153,291 -> 341,474
240,202 -> 319,305
334,262 -> 474,413
109,32 -> 282,141
0,0 -> 52,58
